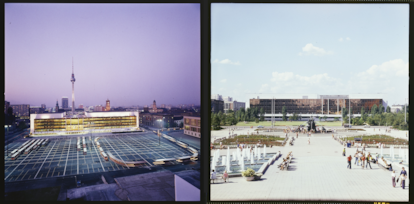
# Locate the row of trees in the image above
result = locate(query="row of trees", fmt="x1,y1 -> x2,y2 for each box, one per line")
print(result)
343,105 -> 409,130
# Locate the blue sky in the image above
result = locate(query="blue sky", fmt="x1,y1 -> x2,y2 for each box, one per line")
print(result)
211,4 -> 408,108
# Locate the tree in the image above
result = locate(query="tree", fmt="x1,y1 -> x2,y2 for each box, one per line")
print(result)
323,115 -> 328,121
334,117 -> 339,121
342,107 -> 348,119
378,104 -> 384,113
179,121 -> 184,128
361,107 -> 365,120
260,108 -> 264,121
255,118 -> 259,123
386,106 -> 391,113
282,106 -> 287,121
371,104 -> 378,115
212,115 -> 220,130
163,122 -> 169,128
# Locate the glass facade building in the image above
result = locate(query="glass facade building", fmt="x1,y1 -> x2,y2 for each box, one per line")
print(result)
30,111 -> 139,135
184,116 -> 200,138
250,98 -> 383,115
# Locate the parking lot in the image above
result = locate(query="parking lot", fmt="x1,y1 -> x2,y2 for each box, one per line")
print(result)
4,132 -> 197,182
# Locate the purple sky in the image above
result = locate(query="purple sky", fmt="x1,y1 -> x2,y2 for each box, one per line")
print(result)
5,3 -> 200,108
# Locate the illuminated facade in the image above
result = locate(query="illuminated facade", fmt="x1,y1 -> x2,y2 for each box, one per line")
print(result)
30,111 -> 139,135
183,116 -> 200,138
106,99 -> 110,111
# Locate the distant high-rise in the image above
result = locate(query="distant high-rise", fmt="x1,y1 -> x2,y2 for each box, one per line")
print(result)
41,104 -> 46,109
62,97 -> 69,109
10,104 -> 30,119
79,104 -> 84,109
55,100 -> 59,112
105,99 -> 110,111
70,58 -> 76,114
5,100 -> 10,114
152,100 -> 157,111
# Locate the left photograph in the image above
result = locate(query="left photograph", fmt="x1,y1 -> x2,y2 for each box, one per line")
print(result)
5,3 -> 200,201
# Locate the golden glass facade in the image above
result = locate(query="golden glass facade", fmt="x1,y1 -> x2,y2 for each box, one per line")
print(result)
34,116 -> 137,133
250,99 -> 383,114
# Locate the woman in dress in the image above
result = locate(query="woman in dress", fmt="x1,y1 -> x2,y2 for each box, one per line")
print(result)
223,170 -> 229,182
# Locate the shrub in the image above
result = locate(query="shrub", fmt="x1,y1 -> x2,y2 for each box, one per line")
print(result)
242,168 -> 255,177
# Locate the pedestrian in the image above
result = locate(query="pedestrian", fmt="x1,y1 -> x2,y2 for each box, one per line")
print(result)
296,132 -> 298,138
361,154 -> 365,169
343,148 -> 346,156
211,170 -> 217,183
392,170 -> 396,187
358,151 -> 363,166
223,170 -> 228,182
347,155 -> 352,169
400,174 -> 407,189
366,153 -> 372,169
220,141 -> 222,149
308,138 -> 310,145
354,153 -> 358,165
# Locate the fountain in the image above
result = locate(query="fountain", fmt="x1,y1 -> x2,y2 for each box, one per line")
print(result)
240,157 -> 245,172
250,152 -> 255,164
380,144 -> 383,157
258,148 -> 261,160
264,144 -> 266,158
222,156 -> 226,166
226,147 -> 232,173
255,145 -> 257,157
232,151 -> 236,161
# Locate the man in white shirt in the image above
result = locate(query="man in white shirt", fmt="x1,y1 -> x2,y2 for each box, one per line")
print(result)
358,152 -> 362,166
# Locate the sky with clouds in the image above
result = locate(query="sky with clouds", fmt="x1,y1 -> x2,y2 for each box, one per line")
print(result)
211,4 -> 408,108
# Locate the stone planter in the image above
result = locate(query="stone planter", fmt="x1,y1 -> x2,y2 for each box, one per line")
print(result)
244,176 -> 255,181
254,175 -> 262,180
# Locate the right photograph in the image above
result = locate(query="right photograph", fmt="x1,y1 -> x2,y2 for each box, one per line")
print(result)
210,3 -> 409,202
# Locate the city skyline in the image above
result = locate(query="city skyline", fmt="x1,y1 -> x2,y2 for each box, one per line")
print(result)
211,4 -> 408,108
5,3 -> 200,108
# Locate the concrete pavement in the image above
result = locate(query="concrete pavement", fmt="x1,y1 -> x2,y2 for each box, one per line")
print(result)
211,133 -> 409,201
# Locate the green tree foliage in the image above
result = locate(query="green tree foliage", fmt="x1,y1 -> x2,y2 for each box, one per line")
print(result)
260,108 -> 264,121
371,104 -> 378,115
212,114 -> 220,130
179,122 -> 184,128
378,104 -> 384,113
255,118 -> 259,123
282,106 -> 287,121
386,106 -> 391,113
342,107 -> 348,119
361,107 -> 365,120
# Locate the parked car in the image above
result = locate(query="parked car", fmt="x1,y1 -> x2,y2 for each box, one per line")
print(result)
257,125 -> 264,128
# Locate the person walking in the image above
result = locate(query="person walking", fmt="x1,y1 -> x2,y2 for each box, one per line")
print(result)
347,155 -> 352,169
392,170 -> 396,187
354,153 -> 359,166
366,153 -> 372,169
400,167 -> 407,187
308,138 -> 310,145
211,170 -> 217,183
223,170 -> 229,182
343,148 -> 346,156
400,174 -> 407,189
296,132 -> 298,138
361,154 -> 366,169
358,152 -> 363,166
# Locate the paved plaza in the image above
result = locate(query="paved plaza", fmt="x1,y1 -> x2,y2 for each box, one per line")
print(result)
5,132 -> 195,182
211,133 -> 409,201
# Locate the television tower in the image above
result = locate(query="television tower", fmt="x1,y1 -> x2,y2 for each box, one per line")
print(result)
71,57 -> 76,114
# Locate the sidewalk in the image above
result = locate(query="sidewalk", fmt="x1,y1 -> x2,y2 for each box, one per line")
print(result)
211,134 -> 409,201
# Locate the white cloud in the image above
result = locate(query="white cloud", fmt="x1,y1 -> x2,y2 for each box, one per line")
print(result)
299,43 -> 333,56
357,59 -> 408,79
346,37 -> 351,41
339,38 -> 344,42
221,79 -> 227,83
212,58 -> 241,65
